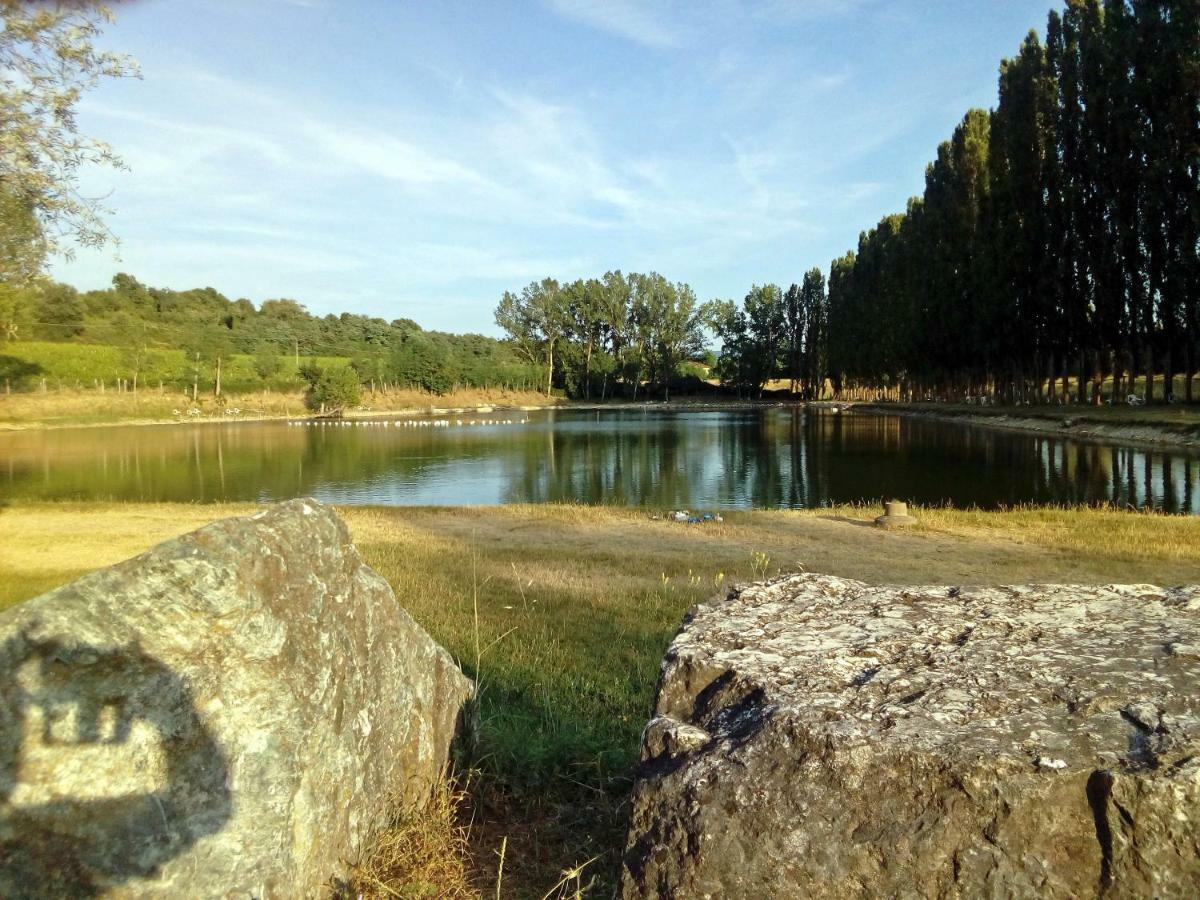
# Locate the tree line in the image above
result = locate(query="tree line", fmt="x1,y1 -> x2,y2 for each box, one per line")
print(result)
494,272 -> 709,400
493,270 -> 835,402
703,271 -> 828,399
0,274 -> 543,397
822,0 -> 1199,405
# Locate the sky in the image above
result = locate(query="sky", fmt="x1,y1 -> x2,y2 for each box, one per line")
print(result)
55,0 -> 1062,335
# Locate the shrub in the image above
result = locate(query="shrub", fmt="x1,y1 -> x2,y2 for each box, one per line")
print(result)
303,363 -> 361,411
0,354 -> 43,388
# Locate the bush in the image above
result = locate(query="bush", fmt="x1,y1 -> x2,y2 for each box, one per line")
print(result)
0,354 -> 43,388
253,346 -> 282,380
305,363 -> 361,411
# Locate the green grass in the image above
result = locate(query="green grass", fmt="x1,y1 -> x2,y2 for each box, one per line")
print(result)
0,340 -> 348,394
4,501 -> 1200,896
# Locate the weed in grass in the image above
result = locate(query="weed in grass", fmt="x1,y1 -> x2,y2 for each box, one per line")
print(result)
539,857 -> 600,900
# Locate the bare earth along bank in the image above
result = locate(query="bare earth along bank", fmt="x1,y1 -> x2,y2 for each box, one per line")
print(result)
854,401 -> 1200,451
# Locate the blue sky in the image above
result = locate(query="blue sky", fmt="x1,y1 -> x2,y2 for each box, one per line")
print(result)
56,0 -> 1061,334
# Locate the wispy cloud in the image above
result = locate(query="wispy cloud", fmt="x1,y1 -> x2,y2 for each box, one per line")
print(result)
74,59 -> 834,310
544,0 -> 681,47
304,125 -> 491,188
747,0 -> 870,20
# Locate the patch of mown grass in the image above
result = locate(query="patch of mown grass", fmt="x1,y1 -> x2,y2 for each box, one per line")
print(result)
3,501 -> 1200,896
346,509 -> 698,895
0,341 -> 343,394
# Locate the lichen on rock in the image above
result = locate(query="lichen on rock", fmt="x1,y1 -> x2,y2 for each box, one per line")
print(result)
0,499 -> 472,899
622,573 -> 1200,898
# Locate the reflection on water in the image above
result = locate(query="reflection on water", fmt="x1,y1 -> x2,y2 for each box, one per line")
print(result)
1,409 -> 1197,513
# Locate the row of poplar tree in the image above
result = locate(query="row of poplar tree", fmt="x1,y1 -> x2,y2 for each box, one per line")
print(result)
823,0 -> 1199,404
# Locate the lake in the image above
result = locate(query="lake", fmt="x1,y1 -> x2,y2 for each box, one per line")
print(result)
2,408 -> 1198,513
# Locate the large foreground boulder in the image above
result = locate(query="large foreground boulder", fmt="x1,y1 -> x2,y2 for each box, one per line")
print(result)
0,499 -> 472,898
622,574 -> 1200,899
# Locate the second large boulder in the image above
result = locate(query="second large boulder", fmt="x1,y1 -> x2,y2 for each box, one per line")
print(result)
622,574 -> 1200,898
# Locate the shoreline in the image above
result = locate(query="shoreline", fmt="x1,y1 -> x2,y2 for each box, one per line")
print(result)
0,396 -> 813,434
853,402 -> 1200,452
6,501 -> 1198,895
4,392 -> 1198,453
0,398 -> 569,434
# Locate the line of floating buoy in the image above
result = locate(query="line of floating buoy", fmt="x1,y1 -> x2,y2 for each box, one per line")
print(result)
286,418 -> 530,427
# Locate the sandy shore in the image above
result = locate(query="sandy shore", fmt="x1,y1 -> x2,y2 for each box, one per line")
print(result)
854,402 -> 1200,451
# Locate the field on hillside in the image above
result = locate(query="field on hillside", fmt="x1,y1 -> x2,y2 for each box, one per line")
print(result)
0,340 -> 348,392
4,501 -> 1199,896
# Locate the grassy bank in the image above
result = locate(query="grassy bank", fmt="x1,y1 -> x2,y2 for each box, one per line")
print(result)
0,386 -> 559,430
3,502 -> 1199,896
1,340 -> 347,393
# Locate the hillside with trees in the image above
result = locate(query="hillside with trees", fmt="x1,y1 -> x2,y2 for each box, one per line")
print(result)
0,275 -> 543,398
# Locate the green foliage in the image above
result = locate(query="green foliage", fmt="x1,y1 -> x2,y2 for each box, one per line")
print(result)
495,270 -> 708,401
252,344 -> 283,381
0,1 -> 138,272
0,353 -> 42,388
306,363 -> 361,411
388,336 -> 453,394
0,188 -> 45,290
34,283 -> 85,339
705,278 -> 826,398
0,272 -> 542,396
823,0 -> 1199,405
630,273 -> 705,400
495,278 -> 569,397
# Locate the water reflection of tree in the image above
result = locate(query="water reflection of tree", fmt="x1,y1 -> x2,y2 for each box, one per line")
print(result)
1,423 -> 508,503
2,412 -> 1198,513
500,413 -> 708,506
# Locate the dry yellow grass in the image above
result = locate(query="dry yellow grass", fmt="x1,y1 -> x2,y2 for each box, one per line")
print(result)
0,502 -> 256,606
348,777 -> 477,900
0,386 -> 558,430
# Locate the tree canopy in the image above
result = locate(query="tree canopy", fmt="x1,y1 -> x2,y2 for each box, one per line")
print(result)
0,1 -> 137,282
494,272 -> 707,400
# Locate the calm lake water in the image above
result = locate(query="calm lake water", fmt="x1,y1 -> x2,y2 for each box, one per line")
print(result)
2,408 -> 1198,512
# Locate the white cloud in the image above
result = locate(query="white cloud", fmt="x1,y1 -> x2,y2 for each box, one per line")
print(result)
304,125 -> 491,188
544,0 -> 681,47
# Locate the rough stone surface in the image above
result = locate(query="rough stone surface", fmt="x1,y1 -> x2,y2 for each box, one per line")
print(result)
0,499 -> 472,899
621,573 -> 1200,899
